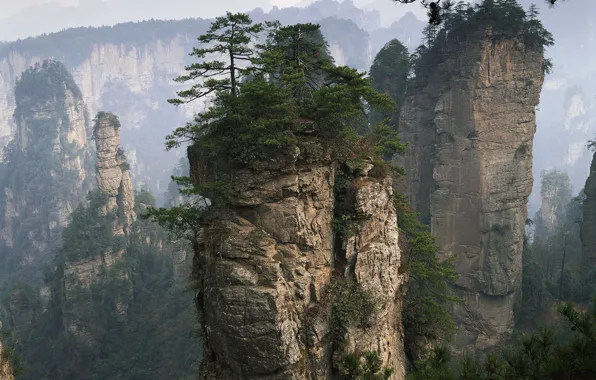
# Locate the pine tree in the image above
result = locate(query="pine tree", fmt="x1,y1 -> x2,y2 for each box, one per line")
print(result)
168,12 -> 263,104
258,22 -> 332,107
391,0 -> 567,24
369,39 -> 410,127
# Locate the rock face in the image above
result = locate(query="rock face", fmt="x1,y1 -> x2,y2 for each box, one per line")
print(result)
0,322 -> 14,380
191,147 -> 406,379
61,112 -> 135,342
399,29 -> 545,353
581,151 -> 596,268
64,111 -> 135,300
0,60 -> 94,278
92,111 -> 136,235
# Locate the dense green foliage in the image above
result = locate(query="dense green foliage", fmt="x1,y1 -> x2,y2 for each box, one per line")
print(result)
0,59 -> 93,285
369,39 -> 410,127
410,0 -> 554,78
406,166 -> 592,378
328,280 -> 378,346
13,190 -> 200,380
339,350 -> 394,380
394,194 -> 460,364
149,13 -> 398,232
408,298 -> 596,380
516,169 -> 588,331
60,192 -> 123,262
149,11 -> 460,376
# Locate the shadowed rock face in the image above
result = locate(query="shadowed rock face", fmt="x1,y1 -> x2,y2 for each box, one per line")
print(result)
0,321 -> 14,380
399,29 -> 545,353
93,111 -> 136,235
0,60 -> 94,278
581,152 -> 596,268
190,146 -> 406,379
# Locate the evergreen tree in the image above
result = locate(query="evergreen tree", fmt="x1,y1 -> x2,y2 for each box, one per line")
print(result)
408,297 -> 596,380
369,39 -> 410,127
258,22 -> 333,107
168,12 -> 263,104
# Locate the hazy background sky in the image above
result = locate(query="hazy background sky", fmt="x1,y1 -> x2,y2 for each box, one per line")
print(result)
0,0 -> 427,41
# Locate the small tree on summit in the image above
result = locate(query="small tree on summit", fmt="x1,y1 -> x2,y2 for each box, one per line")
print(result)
391,0 -> 567,25
168,12 -> 263,104
258,22 -> 333,107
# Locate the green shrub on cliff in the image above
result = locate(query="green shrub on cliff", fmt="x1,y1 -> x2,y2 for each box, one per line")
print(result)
369,39 -> 410,127
408,298 -> 596,380
148,13 -> 398,230
394,194 -> 460,364
410,0 -> 554,77
14,190 -> 200,380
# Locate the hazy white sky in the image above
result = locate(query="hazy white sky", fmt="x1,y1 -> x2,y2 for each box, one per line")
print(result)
0,0 -> 426,41
1,0 -> 313,19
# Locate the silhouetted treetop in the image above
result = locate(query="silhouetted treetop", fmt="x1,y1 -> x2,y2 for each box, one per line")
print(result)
392,0 -> 567,24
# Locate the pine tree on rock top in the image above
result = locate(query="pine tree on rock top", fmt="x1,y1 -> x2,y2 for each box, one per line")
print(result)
168,11 -> 264,104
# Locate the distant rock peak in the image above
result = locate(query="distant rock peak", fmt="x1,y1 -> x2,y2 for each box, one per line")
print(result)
93,111 -> 136,235
399,27 -> 545,354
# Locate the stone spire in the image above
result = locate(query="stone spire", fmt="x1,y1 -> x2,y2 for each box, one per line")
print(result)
92,111 -> 136,235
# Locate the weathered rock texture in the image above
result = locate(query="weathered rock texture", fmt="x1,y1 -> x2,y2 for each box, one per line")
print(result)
581,151 -> 596,268
93,111 -> 136,235
399,29 -> 545,353
0,60 -> 94,278
0,322 -> 14,380
64,112 -> 135,314
191,148 -> 406,379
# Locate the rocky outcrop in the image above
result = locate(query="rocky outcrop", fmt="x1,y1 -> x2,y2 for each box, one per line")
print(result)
0,60 -> 94,277
0,322 -> 14,380
399,28 -> 545,353
64,112 -> 134,309
93,111 -> 136,235
581,151 -> 596,268
192,146 -> 406,379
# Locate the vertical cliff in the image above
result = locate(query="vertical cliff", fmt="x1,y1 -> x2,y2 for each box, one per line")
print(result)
0,59 -> 94,281
93,112 -> 136,234
0,322 -> 14,380
581,151 -> 596,268
400,25 -> 545,353
64,112 -> 135,322
191,144 -> 406,379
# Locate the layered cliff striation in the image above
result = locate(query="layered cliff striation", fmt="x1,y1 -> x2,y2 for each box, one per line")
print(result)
0,59 -> 94,283
399,2 -> 549,354
193,151 -> 406,379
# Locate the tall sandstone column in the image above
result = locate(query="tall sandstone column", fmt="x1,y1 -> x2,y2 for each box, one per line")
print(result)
399,28 -> 545,353
189,143 -> 407,379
